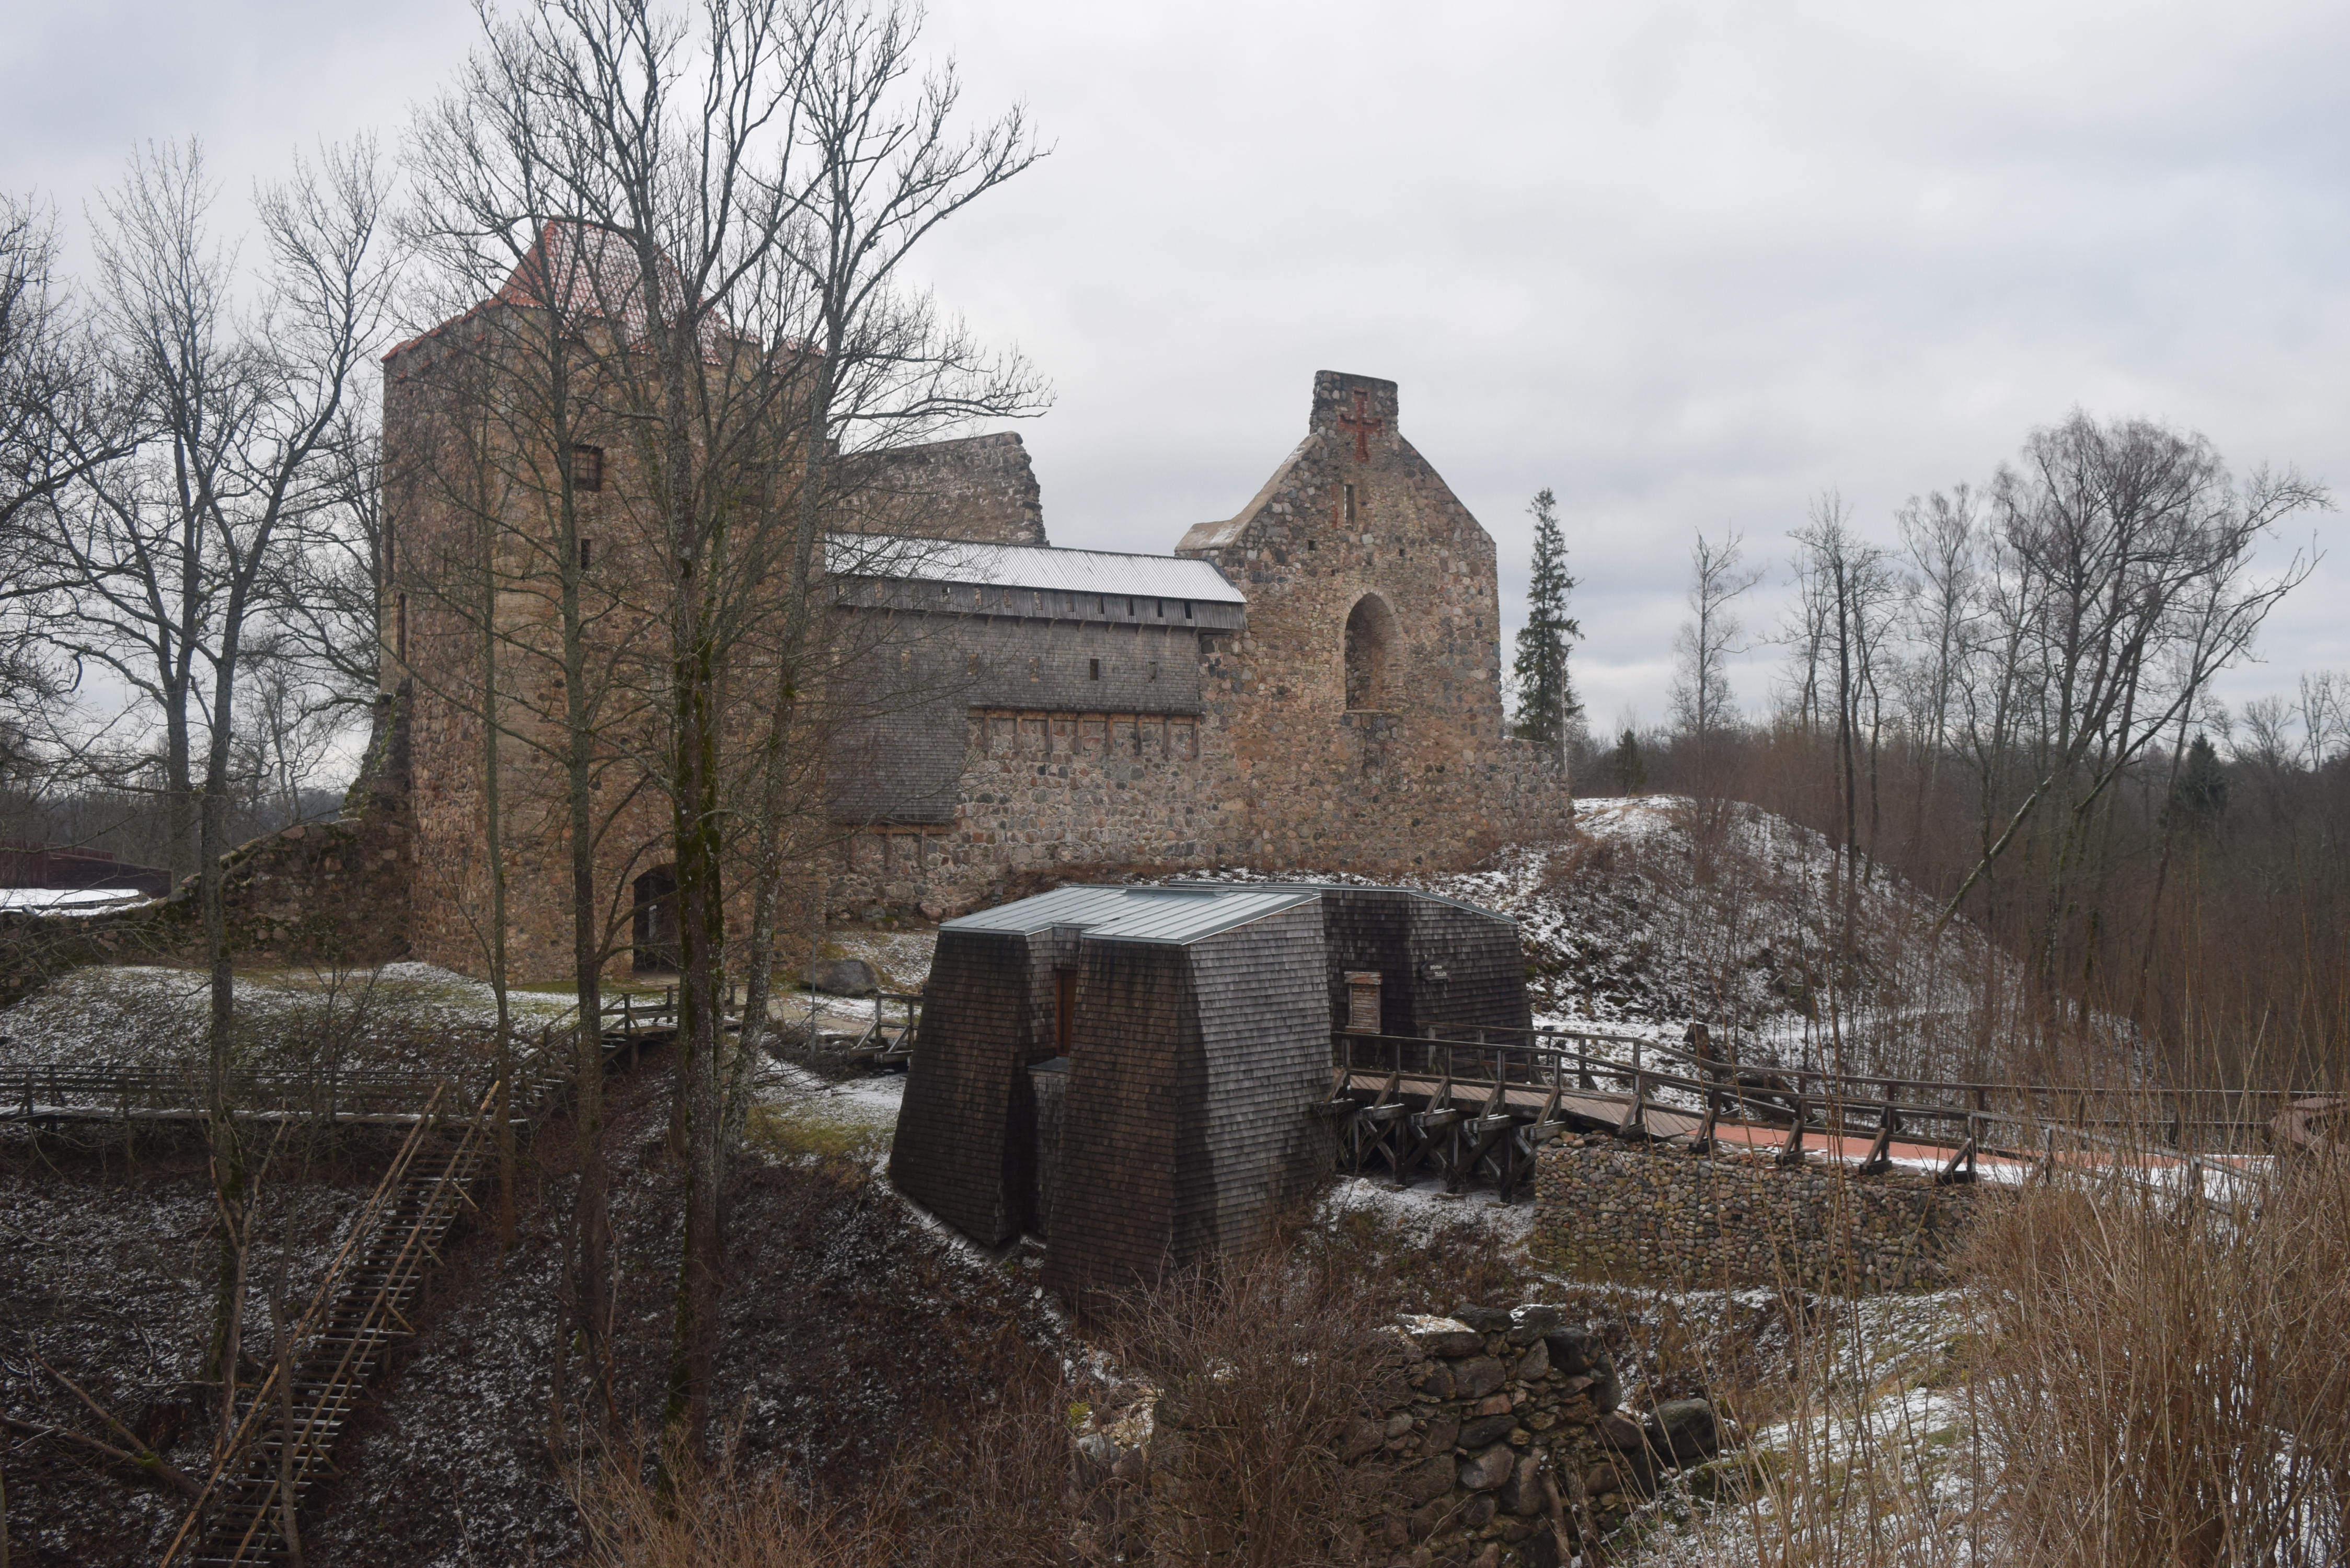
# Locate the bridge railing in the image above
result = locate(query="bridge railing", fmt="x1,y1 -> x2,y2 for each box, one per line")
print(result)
0,1063 -> 463,1123
1332,1025 -> 2313,1159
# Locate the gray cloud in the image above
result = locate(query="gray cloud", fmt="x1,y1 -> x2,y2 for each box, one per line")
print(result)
9,0 -> 2343,727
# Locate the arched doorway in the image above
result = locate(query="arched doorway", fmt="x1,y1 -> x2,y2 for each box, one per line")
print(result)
631,864 -> 679,972
1344,594 -> 1397,711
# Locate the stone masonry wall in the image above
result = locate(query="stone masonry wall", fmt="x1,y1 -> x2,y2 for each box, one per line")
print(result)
1179,372 -> 1575,878
838,431 -> 1047,545
1533,1136 -> 1986,1294
1075,1302 -> 1725,1568
825,707 -> 1250,921
0,696 -> 415,1005
831,371 -> 1576,921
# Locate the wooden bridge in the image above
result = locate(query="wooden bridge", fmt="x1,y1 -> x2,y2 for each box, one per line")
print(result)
1326,1025 -> 2311,1200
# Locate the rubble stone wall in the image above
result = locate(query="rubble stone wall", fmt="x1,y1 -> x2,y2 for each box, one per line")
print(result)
1533,1136 -> 1986,1294
1077,1303 -> 1720,1568
0,696 -> 415,1005
824,707 -> 1246,921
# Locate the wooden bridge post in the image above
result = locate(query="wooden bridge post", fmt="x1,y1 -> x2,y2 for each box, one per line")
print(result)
1776,1096 -> 1807,1167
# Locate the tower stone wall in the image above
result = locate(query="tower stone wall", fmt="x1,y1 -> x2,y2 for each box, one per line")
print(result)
1179,370 -> 1572,874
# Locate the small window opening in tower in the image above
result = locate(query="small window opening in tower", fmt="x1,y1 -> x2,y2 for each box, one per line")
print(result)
1155,599 -> 1164,617
1089,658 -> 1101,681
1343,483 -> 1356,524
573,444 -> 604,492
1184,601 -> 1194,619
631,864 -> 679,971
1148,661 -> 1159,682
577,537 -> 593,570
1126,597 -> 1136,616
1344,594 -> 1397,711
1307,538 -> 1317,552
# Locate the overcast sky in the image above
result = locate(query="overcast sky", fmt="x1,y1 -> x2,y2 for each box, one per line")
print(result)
8,0 -> 2346,735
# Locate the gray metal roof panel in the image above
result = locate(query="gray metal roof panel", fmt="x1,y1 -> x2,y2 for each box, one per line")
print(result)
827,535 -> 1245,604
1164,878 -> 1518,927
941,883 -> 1319,945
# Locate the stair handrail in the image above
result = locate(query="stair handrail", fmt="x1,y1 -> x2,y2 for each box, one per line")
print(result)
158,1081 -> 453,1567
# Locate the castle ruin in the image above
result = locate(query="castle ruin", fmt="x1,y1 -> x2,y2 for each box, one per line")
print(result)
380,243 -> 1569,979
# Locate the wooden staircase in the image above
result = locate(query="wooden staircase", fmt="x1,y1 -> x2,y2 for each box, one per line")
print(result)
162,1078 -> 504,1566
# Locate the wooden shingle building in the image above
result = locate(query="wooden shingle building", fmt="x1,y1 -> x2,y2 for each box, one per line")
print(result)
887,880 -> 1528,1292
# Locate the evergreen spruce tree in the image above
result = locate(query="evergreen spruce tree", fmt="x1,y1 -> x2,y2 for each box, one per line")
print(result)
1511,487 -> 1583,755
1610,728 -> 1646,795
2167,733 -> 2229,833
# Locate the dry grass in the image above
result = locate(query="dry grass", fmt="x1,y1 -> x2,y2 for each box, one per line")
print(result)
1964,1146 -> 2350,1566
1673,1123 -> 2350,1568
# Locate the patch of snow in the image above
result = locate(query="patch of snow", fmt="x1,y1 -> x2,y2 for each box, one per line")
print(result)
0,886 -> 154,912
1318,1173 -> 1537,1248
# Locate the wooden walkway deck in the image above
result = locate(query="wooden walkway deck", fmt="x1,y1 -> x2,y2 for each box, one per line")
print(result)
1328,1027 -> 2309,1198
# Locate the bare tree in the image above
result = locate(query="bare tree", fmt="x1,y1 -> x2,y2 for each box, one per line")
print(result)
44,139 -> 393,1437
1893,484 -> 1979,857
407,0 -> 1045,1460
1789,494 -> 1899,983
1669,527 -> 1763,789
0,196 -> 137,794
1934,412 -> 2326,995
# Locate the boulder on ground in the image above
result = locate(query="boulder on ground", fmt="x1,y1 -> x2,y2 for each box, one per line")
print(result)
805,956 -> 879,995
1645,1398 -> 1721,1462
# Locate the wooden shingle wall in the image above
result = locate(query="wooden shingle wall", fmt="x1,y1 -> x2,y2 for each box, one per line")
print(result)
889,927 -> 1052,1243
1403,897 -> 1533,1034
1320,889 -> 1420,1036
1176,904 -> 1334,1263
1319,889 -> 1529,1036
1042,941 -> 1199,1297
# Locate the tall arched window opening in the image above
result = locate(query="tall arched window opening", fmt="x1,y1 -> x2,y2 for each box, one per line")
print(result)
1344,594 -> 1397,711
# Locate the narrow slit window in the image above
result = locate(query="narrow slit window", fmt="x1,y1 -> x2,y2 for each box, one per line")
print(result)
1089,658 -> 1101,681
1345,971 -> 1382,1033
1126,597 -> 1136,616
1148,661 -> 1159,682
1343,483 -> 1356,525
578,537 -> 594,570
573,444 -> 604,492
1184,601 -> 1194,619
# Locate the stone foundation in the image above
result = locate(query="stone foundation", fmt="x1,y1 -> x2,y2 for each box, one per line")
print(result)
1533,1136 -> 1984,1294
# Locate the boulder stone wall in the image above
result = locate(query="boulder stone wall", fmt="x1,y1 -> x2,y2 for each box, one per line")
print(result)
0,696 -> 413,1006
1076,1302 -> 1723,1568
1533,1135 -> 1985,1294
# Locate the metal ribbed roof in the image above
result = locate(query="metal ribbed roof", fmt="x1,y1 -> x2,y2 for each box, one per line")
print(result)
1165,879 -> 1517,926
827,536 -> 1244,604
941,883 -> 1318,946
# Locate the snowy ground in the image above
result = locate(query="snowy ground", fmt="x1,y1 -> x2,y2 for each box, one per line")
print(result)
0,960 -> 580,1075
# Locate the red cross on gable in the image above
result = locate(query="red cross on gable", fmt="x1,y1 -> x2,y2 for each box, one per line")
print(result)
1337,390 -> 1384,463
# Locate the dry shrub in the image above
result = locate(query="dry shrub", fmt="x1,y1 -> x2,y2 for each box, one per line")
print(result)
1966,1147 -> 2350,1566
574,1350 -> 1077,1568
1099,1237 -> 1408,1568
